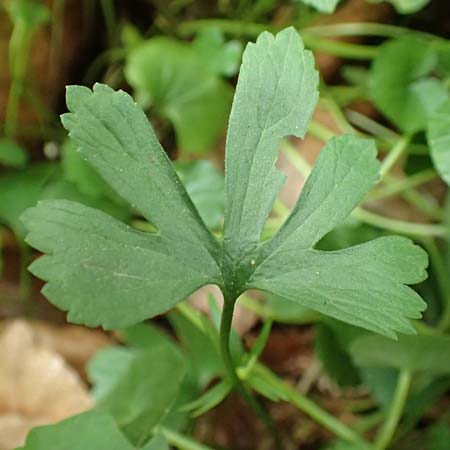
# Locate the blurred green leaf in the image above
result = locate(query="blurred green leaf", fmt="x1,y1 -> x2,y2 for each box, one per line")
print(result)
0,164 -> 54,238
6,0 -> 50,30
426,422 -> 450,450
367,0 -> 430,14
61,140 -> 116,200
427,99 -> 450,186
359,367 -> 399,407
174,160 -> 224,230
315,324 -> 360,386
88,332 -> 186,445
0,138 -> 28,168
192,28 -> 243,77
350,333 -> 450,374
370,37 -> 447,133
17,411 -> 167,450
322,441 -> 370,450
125,36 -> 233,154
264,293 -> 319,324
180,379 -> 232,417
169,308 -> 223,387
300,0 -> 341,13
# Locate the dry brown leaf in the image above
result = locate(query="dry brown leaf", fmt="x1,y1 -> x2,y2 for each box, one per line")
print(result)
27,320 -> 113,377
0,320 -> 92,450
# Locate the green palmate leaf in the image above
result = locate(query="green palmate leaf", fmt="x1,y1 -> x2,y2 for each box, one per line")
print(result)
23,200 -> 218,329
223,27 -> 319,260
370,36 -> 448,134
350,333 -> 450,374
22,83 -> 221,329
17,411 -> 169,450
0,138 -> 28,168
22,27 -> 427,339
300,0 -> 341,13
248,136 -> 427,337
88,330 -> 185,444
125,36 -> 233,154
61,139 -> 115,200
427,100 -> 450,186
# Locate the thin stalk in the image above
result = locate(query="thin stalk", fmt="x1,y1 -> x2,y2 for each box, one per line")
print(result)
373,370 -> 412,450
239,318 -> 272,378
352,208 -> 449,238
100,0 -> 116,44
379,136 -> 410,180
220,295 -> 283,448
422,238 -> 450,331
399,188 -> 443,222
238,294 -> 273,318
50,0 -> 65,88
178,19 -> 378,60
303,22 -> 435,40
280,139 -> 311,178
19,243 -> 32,304
368,169 -> 438,201
346,109 -> 400,142
5,24 -> 29,137
307,120 -> 337,142
302,37 -> 378,60
156,426 -> 216,450
319,95 -> 356,134
253,364 -> 368,445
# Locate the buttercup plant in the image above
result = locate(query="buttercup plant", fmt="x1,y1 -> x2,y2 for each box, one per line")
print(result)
22,27 -> 428,447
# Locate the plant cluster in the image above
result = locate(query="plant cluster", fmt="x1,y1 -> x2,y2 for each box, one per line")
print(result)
1,1 -> 450,450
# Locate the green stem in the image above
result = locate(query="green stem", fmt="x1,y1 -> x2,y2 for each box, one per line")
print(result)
319,94 -> 356,134
220,295 -> 283,448
422,238 -> 450,331
156,426 -> 216,450
307,120 -> 336,142
280,139 -> 311,178
352,208 -> 449,238
253,364 -> 368,445
368,169 -> 438,201
346,109 -> 400,142
239,318 -> 272,378
100,0 -> 116,43
5,24 -> 29,137
379,136 -> 410,180
178,19 -> 378,59
19,243 -> 32,304
50,0 -> 65,87
303,37 -> 378,60
303,22 -> 435,40
373,370 -> 412,450
398,187 -> 443,221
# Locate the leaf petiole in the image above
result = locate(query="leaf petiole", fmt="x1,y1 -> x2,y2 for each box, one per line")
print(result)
155,425 -> 217,450
373,370 -> 412,450
219,294 -> 284,448
251,363 -> 369,446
